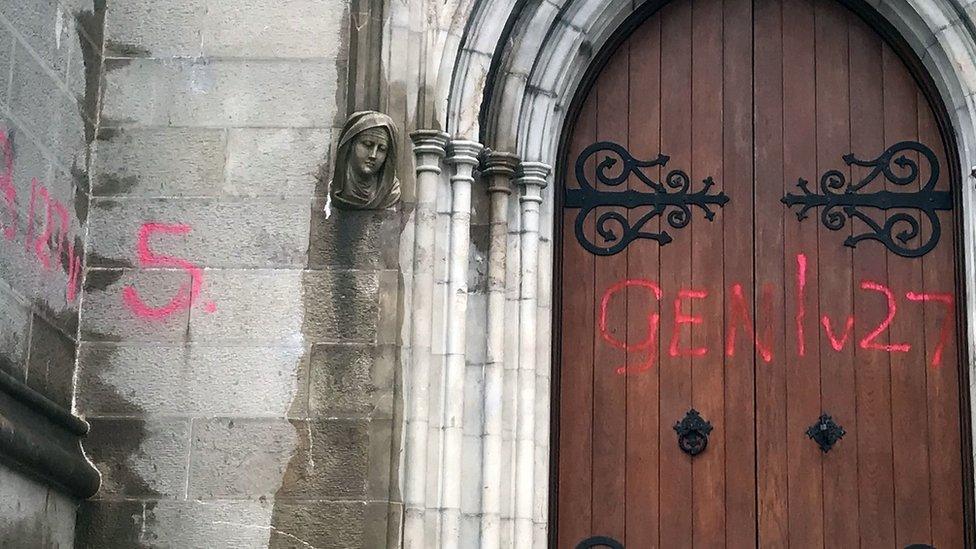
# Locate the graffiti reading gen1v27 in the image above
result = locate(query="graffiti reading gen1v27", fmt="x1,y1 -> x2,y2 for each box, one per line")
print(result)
599,253 -> 954,374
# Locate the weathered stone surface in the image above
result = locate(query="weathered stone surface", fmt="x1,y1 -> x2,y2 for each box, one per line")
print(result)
204,0 -> 347,59
8,49 -> 81,170
308,344 -> 394,418
269,501 -> 379,548
0,462 -> 75,548
77,343 -> 308,417
187,418 -> 298,500
113,269 -> 384,344
0,0 -> 72,78
92,128 -> 227,196
0,281 -> 30,380
25,312 -> 75,408
189,418 -> 369,500
81,268 -> 192,342
86,198 -> 313,268
142,500 -> 275,547
0,25 -> 12,106
102,0 -> 206,57
308,206 -> 400,269
74,500 -> 145,548
225,128 -> 329,197
300,270 -> 380,343
101,58 -> 338,128
83,418 -> 191,499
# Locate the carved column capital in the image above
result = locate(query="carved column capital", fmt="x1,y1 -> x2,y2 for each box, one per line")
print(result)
516,161 -> 551,203
446,140 -> 484,179
482,150 -> 520,195
410,130 -> 450,175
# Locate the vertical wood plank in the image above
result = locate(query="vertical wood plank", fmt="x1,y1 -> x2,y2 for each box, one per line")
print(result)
754,0 -> 789,544
723,0 -> 757,544
690,0 -> 726,544
919,91 -> 966,548
625,17 -> 662,548
590,41 -> 630,542
557,88 -> 597,549
782,0 -> 825,544
882,42 -> 933,547
658,0 -> 695,545
849,15 -> 897,547
815,3 -> 860,545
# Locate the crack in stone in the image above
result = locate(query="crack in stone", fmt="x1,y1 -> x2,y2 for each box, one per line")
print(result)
211,521 -> 319,549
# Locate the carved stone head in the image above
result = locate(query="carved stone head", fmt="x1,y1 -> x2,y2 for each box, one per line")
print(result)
329,111 -> 401,210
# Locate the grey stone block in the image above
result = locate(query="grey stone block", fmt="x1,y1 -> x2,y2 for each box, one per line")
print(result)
300,270 -> 380,343
141,500 -> 275,547
308,206 -> 400,269
308,344 -> 394,418
268,501 -> 379,548
0,0 -> 72,78
188,418 -> 369,500
7,52 -> 86,172
0,281 -> 30,379
187,418 -> 300,500
204,0 -> 347,59
224,128 -> 329,197
25,312 -> 74,408
86,198 -> 313,269
183,269 -> 379,344
80,268 -> 192,342
101,59 -> 338,128
102,0 -> 205,57
76,343 -> 308,417
74,500 -> 144,549
93,128 -> 226,197
83,418 -> 191,499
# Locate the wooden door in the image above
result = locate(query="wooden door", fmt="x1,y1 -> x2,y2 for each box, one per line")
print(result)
554,0 -> 970,547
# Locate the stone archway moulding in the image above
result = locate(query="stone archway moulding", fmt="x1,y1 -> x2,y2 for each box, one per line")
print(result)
396,0 -> 976,546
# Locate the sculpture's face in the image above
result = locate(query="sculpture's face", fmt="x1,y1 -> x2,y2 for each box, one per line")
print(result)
350,128 -> 389,177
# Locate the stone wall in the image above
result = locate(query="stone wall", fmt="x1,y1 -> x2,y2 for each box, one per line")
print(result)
74,1 -> 402,547
0,0 -> 104,545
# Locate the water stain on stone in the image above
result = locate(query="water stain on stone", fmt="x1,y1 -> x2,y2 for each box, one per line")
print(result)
73,2 -> 106,146
73,329 -> 157,548
104,41 -> 151,58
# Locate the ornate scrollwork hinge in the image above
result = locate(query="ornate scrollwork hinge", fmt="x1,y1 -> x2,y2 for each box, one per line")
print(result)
576,536 -> 624,549
781,141 -> 952,258
565,141 -> 728,256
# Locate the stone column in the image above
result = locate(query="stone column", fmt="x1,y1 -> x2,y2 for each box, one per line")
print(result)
404,130 -> 449,549
513,161 -> 551,544
479,151 -> 520,548
439,139 -> 484,547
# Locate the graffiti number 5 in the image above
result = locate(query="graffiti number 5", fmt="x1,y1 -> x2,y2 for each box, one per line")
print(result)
123,223 -> 214,320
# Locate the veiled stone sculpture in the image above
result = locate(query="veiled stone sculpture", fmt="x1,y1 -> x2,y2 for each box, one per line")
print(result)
328,111 -> 401,210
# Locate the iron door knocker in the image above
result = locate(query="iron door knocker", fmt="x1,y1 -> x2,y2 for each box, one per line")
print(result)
674,409 -> 712,457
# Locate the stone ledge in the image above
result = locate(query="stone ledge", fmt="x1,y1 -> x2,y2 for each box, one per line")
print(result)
0,369 -> 101,498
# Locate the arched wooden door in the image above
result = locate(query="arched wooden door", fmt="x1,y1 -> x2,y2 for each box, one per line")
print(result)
554,0 -> 972,546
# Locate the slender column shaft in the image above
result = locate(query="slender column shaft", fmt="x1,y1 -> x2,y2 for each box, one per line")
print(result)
513,161 -> 550,544
439,139 -> 484,547
404,130 -> 449,549
479,151 -> 520,549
